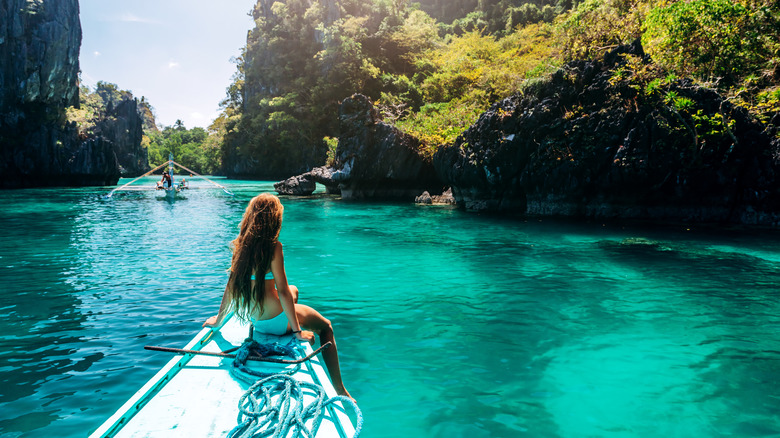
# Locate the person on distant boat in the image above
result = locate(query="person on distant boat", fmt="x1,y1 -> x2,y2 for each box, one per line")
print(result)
160,171 -> 172,189
203,193 -> 352,398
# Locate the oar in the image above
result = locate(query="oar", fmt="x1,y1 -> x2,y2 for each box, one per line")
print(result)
144,341 -> 332,364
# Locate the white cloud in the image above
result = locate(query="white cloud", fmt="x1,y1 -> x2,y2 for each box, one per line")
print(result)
118,13 -> 160,24
168,61 -> 180,69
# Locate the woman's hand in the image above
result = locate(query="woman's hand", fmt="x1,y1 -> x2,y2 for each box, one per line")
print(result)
203,315 -> 218,328
295,330 -> 315,345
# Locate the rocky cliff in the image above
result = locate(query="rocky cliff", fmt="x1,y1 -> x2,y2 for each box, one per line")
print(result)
93,90 -> 147,177
434,42 -> 780,225
330,94 -> 441,199
274,94 -> 443,199
0,0 -> 141,188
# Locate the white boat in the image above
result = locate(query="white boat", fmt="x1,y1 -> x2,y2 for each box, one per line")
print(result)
107,153 -> 233,199
156,184 -> 180,200
89,313 -> 359,437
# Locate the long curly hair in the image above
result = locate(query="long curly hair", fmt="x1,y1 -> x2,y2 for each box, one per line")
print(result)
228,193 -> 284,320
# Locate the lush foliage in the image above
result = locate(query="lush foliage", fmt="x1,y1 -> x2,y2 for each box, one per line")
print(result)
418,0 -> 571,35
557,0 -> 646,60
643,0 -> 779,85
214,0 -> 779,176
146,120 -> 221,174
220,0 -> 568,173
66,81 -> 135,137
394,23 -> 560,152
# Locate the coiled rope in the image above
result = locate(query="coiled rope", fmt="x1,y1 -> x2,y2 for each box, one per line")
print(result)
228,337 -> 363,438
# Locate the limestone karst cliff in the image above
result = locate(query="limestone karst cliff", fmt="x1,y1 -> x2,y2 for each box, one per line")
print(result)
275,94 -> 443,199
433,42 -> 780,225
0,0 -> 147,188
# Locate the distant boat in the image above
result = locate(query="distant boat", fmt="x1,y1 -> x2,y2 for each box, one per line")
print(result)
107,154 -> 233,199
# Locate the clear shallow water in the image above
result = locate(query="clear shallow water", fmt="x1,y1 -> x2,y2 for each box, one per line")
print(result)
1,178 -> 779,437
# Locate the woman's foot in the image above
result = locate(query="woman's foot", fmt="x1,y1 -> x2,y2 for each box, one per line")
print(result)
335,385 -> 353,401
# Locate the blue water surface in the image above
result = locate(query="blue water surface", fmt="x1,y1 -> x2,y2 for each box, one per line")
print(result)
0,178 -> 779,437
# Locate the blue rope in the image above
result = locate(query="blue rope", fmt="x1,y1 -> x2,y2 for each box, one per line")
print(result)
228,338 -> 363,438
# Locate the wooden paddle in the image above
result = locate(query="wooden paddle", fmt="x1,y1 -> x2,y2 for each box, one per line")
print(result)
145,341 -> 331,364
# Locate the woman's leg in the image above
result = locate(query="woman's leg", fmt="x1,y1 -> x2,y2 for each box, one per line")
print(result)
295,304 -> 351,398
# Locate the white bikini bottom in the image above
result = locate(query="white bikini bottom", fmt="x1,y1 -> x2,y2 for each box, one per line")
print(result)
250,312 -> 289,336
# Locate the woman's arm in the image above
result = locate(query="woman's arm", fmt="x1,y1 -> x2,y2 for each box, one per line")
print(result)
271,242 -> 315,343
203,281 -> 232,328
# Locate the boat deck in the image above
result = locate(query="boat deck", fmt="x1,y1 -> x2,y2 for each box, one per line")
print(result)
91,316 -> 355,437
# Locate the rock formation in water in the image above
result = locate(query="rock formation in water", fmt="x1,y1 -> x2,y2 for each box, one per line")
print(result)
275,94 -> 443,199
274,173 -> 316,196
273,165 -> 341,196
433,41 -> 780,225
0,0 -> 146,188
415,188 -> 456,205
328,94 -> 442,200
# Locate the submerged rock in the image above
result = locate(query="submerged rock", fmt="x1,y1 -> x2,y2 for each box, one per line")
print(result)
433,41 -> 780,225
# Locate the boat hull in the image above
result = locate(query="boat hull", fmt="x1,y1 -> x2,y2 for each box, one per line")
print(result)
90,315 -> 355,437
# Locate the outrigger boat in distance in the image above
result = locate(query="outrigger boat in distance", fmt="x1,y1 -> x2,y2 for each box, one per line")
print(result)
89,313 -> 359,437
107,153 -> 234,199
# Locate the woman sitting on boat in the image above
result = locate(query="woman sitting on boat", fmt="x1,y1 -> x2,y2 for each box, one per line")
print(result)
203,193 -> 351,398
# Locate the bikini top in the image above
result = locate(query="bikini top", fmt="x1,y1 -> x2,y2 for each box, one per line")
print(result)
249,271 -> 274,281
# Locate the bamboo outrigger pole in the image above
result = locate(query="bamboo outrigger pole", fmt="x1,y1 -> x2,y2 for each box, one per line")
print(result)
106,161 -> 171,198
169,160 -> 234,196
106,158 -> 235,197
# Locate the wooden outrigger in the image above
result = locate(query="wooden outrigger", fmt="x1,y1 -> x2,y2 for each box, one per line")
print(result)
107,154 -> 233,199
89,313 -> 359,437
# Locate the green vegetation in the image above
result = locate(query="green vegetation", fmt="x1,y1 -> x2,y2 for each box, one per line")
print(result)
67,81 -> 221,175
218,0 -> 570,172
145,120 -> 221,174
213,0 -> 777,173
396,23 -> 560,152
643,0 -> 778,85
71,1 -> 780,179
59,0 -> 743,178
66,81 -> 136,138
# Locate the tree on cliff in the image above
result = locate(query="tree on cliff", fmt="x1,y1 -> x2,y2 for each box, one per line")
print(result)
220,0 -> 441,179
217,0 -> 778,182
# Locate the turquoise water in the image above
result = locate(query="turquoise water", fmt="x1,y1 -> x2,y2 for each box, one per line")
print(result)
1,178 -> 779,437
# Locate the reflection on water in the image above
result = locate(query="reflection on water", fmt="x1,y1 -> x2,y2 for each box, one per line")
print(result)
0,180 -> 779,437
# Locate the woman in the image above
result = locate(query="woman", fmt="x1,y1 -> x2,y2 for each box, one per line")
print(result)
203,193 -> 351,398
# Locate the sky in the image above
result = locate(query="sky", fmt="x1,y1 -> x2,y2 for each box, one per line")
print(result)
79,0 -> 257,129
